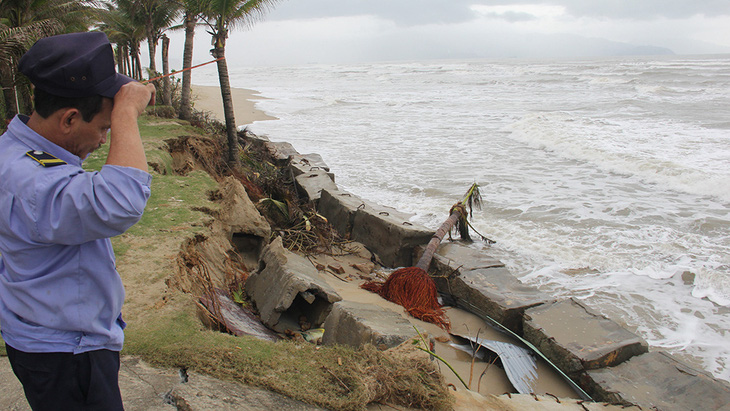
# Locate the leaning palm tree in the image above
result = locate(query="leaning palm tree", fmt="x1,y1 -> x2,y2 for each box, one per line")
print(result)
362,183 -> 484,330
202,0 -> 280,167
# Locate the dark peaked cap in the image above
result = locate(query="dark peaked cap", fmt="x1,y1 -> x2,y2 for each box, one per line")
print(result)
19,31 -> 134,98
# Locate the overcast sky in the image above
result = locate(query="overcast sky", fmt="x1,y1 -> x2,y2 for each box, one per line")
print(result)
166,0 -> 730,67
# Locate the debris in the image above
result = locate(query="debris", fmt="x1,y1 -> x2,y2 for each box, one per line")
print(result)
328,262 -> 346,274
301,328 -> 325,344
450,333 -> 538,395
350,262 -> 374,274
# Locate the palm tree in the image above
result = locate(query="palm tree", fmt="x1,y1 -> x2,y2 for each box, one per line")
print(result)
0,0 -> 92,119
362,183 -> 484,330
178,0 -> 210,121
0,23 -> 59,121
97,2 -> 146,80
202,0 -> 280,167
137,0 -> 180,77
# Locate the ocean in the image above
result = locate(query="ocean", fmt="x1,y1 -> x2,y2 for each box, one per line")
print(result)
193,55 -> 730,381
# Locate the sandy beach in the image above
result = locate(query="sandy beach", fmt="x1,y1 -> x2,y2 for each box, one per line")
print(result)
190,85 -> 277,126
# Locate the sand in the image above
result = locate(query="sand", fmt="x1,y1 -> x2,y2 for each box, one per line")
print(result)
190,85 -> 277,126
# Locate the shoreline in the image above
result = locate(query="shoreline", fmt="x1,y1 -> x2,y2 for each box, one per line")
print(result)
191,83 -> 578,397
190,84 -> 277,126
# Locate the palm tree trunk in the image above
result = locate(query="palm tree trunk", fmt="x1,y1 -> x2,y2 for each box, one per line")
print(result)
415,208 -> 463,271
179,12 -> 196,121
1,56 -> 19,120
1,78 -> 17,121
147,33 -> 157,75
17,77 -> 32,114
161,34 -> 171,106
132,43 -> 143,80
212,44 -> 239,167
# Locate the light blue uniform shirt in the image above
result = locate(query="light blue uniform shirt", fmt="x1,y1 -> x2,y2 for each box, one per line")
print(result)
0,115 -> 152,354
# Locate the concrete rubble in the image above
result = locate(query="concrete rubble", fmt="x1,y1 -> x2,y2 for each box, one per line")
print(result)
245,237 -> 342,332
423,242 -> 553,334
523,299 -> 649,375
322,301 -> 417,350
318,188 -> 434,268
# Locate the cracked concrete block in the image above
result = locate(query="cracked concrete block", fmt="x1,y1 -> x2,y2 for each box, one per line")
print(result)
294,170 -> 339,204
421,242 -> 505,273
264,141 -> 299,166
322,301 -> 417,350
246,237 -> 342,332
317,189 -> 365,238
582,351 -> 730,410
523,299 -> 648,375
431,265 -> 552,334
289,153 -> 334,182
351,203 -> 433,268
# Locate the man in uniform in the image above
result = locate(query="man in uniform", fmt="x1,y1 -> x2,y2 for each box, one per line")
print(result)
0,31 -> 156,409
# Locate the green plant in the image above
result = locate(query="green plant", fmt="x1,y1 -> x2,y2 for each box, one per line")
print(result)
412,326 -> 468,389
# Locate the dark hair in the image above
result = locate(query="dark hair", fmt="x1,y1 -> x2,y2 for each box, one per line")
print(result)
33,88 -> 105,122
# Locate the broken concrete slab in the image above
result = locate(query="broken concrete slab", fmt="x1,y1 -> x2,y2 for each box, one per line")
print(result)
289,153 -> 334,182
264,141 -> 299,166
1,356 -> 326,411
322,301 -> 417,350
246,237 -> 342,333
294,170 -> 339,204
422,242 -> 505,273
523,299 -> 648,375
417,241 -> 550,333
351,204 -> 434,268
582,351 -> 730,410
317,188 -> 434,267
431,264 -> 552,334
317,189 -> 366,238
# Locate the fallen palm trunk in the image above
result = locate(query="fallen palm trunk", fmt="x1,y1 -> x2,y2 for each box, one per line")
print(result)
362,184 -> 482,330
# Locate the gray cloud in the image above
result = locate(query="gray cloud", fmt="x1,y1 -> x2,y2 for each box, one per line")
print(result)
269,0 -> 730,25
558,0 -> 730,19
268,0 -> 477,25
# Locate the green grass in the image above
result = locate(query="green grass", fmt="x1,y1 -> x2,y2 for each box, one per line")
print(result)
124,297 -> 451,410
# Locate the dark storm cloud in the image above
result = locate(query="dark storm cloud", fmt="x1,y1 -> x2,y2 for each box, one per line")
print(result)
270,0 -> 730,24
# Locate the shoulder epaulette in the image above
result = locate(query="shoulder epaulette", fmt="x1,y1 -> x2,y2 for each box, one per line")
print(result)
25,150 -> 67,167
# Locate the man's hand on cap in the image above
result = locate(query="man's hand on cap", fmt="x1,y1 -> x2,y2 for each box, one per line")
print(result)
114,82 -> 156,116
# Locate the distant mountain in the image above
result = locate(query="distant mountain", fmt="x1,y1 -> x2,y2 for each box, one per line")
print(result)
471,32 -> 677,59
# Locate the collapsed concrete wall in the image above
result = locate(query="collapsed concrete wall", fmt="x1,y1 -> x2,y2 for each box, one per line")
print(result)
248,134 -> 730,408
245,237 -> 342,333
319,189 -> 434,268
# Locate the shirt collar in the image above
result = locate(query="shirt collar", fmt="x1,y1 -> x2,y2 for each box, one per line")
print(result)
8,115 -> 83,167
